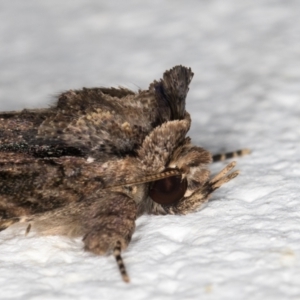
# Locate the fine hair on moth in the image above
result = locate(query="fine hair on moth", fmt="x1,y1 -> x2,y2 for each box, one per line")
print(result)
0,65 -> 250,282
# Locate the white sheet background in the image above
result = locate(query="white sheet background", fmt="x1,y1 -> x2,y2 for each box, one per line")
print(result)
1,1 -> 300,299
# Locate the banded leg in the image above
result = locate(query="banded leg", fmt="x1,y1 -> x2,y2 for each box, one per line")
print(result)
82,192 -> 137,283
212,148 -> 250,162
113,241 -> 130,282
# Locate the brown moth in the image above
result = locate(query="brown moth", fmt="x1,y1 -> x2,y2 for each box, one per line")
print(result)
0,66 -> 249,282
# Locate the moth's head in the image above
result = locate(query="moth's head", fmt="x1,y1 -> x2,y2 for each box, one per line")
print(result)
141,143 -> 238,215
141,140 -> 215,215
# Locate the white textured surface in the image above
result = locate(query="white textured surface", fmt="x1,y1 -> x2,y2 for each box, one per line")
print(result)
1,1 -> 300,299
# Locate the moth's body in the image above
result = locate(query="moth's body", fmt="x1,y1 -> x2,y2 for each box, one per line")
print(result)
0,66 -> 247,282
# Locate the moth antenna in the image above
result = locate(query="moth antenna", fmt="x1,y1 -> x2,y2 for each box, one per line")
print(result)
25,223 -> 31,236
113,241 -> 130,283
209,161 -> 239,190
104,169 -> 182,189
0,217 -> 20,232
212,148 -> 250,162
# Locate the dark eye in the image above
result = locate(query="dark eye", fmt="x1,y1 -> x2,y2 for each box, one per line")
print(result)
149,175 -> 187,205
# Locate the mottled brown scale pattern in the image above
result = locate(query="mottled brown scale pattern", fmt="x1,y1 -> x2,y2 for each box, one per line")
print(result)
0,65 -> 249,282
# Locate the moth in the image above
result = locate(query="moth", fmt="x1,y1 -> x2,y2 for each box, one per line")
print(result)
0,66 -> 249,282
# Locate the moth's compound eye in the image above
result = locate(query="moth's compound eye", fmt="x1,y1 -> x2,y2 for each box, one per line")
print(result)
149,175 -> 187,205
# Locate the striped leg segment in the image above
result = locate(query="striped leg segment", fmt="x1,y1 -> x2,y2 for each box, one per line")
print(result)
113,241 -> 130,283
212,148 -> 250,162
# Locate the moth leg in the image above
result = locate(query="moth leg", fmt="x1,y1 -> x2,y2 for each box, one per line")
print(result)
113,241 -> 129,282
25,223 -> 31,236
212,148 -> 250,162
82,192 -> 137,283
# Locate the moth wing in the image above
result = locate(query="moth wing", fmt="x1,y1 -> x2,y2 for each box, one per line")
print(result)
0,153 -> 88,220
0,66 -> 194,161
